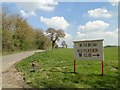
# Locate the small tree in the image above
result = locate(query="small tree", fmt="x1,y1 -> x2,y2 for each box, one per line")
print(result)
46,28 -> 65,49
61,41 -> 68,48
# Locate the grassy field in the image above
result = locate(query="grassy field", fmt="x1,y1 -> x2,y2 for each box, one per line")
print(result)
15,47 -> 119,88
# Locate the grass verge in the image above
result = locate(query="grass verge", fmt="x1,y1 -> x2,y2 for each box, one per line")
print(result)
16,47 -> 119,88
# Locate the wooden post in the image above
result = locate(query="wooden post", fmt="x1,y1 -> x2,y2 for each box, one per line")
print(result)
102,60 -> 104,76
74,59 -> 76,73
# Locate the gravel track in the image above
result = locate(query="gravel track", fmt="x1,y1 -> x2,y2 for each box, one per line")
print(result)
1,50 -> 44,89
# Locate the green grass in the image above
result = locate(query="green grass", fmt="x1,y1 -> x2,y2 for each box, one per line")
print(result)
16,47 -> 119,88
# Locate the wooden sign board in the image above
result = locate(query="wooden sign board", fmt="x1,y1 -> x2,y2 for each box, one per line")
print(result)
73,39 -> 104,60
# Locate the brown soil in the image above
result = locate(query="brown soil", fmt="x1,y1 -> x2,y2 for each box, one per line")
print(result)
2,64 -> 29,88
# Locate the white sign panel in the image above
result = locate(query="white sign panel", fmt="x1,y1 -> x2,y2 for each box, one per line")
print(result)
73,39 -> 104,60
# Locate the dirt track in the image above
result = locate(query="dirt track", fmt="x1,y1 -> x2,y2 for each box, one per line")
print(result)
1,50 -> 44,89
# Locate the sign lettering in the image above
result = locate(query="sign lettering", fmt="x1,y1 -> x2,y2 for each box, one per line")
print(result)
73,40 -> 104,60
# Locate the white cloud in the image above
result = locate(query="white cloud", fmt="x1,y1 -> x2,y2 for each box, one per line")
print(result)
86,30 -> 117,39
88,8 -> 112,18
76,20 -> 117,46
78,20 -> 110,31
62,33 -> 73,48
40,16 -> 70,30
38,0 -> 58,11
20,10 -> 36,17
76,32 -> 85,38
57,33 -> 73,47
108,0 -> 119,6
64,33 -> 72,40
16,0 -> 58,12
75,28 -> 118,46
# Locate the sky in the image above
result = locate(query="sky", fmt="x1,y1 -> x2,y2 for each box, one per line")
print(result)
2,0 -> 119,48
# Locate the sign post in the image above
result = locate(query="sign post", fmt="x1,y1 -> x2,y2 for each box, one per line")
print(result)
74,50 -> 76,73
73,39 -> 104,76
102,60 -> 104,76
74,58 -> 76,73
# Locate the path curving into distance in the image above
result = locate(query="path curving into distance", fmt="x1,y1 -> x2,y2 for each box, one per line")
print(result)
1,50 -> 44,89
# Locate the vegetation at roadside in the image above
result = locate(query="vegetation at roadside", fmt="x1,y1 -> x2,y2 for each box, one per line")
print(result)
2,7 -> 66,55
2,10 -> 51,54
16,47 -> 119,88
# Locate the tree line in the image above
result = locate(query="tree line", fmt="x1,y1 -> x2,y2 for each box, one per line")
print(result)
2,12 -> 51,53
2,10 -> 66,54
